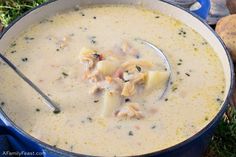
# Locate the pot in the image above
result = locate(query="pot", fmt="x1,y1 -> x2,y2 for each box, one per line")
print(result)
0,0 -> 234,157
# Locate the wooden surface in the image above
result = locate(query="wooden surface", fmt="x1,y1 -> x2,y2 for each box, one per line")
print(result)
227,0 -> 236,14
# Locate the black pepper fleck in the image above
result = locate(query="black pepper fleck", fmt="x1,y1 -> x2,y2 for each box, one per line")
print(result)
1,102 -> 5,106
80,12 -> 85,16
11,50 -> 16,54
22,58 -> 28,62
87,117 -> 93,122
165,98 -> 168,102
91,39 -> 96,44
94,100 -> 99,103
128,131 -> 134,136
36,108 -> 40,112
216,98 -> 222,102
93,16 -> 97,19
125,98 -> 131,102
185,73 -> 190,77
53,110 -> 60,114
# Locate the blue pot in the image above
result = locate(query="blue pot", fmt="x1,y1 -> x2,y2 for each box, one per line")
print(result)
0,0 -> 234,157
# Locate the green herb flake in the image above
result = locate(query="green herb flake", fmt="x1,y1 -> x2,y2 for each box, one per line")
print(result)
24,36 -> 34,40
62,72 -> 69,77
136,65 -> 142,72
185,73 -> 190,77
151,125 -> 156,129
172,87 -> 178,92
10,42 -> 16,47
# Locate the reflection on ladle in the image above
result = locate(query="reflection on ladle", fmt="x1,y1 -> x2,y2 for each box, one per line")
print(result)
134,38 -> 172,99
0,53 -> 61,114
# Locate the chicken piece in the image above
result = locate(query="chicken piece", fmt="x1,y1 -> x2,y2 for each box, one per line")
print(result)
113,68 -> 124,79
79,47 -> 100,69
132,73 -> 147,84
113,78 -> 124,89
89,84 -> 103,94
84,70 -> 104,83
117,102 -> 144,119
121,82 -> 136,96
121,41 -> 139,57
121,73 -> 146,96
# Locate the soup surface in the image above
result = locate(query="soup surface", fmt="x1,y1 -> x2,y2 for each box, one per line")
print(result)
0,5 -> 225,156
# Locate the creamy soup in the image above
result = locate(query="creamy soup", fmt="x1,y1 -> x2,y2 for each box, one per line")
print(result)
0,5 -> 225,156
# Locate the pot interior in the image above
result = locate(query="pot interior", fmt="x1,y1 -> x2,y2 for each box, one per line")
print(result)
0,0 -> 233,156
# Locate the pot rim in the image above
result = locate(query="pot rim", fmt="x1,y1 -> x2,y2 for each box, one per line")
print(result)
0,0 -> 234,156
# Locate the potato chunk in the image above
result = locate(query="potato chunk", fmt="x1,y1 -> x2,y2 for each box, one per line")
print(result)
97,60 -> 118,76
146,71 -> 169,91
100,90 -> 120,117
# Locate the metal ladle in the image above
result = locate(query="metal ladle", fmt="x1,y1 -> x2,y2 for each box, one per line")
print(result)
0,53 -> 61,114
134,38 -> 172,99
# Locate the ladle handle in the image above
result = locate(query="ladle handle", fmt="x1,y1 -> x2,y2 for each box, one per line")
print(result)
0,53 -> 60,113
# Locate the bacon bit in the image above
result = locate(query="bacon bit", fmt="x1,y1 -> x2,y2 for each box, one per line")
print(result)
134,125 -> 140,130
99,54 -> 104,61
105,76 -> 113,83
149,108 -> 158,114
51,64 -> 60,68
137,142 -> 141,146
114,110 -> 120,116
114,68 -> 124,78
38,79 -> 44,83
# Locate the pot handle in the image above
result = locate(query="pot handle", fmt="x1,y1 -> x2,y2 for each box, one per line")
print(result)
0,120 -> 4,126
0,126 -> 44,156
192,0 -> 211,19
0,117 -> 5,126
